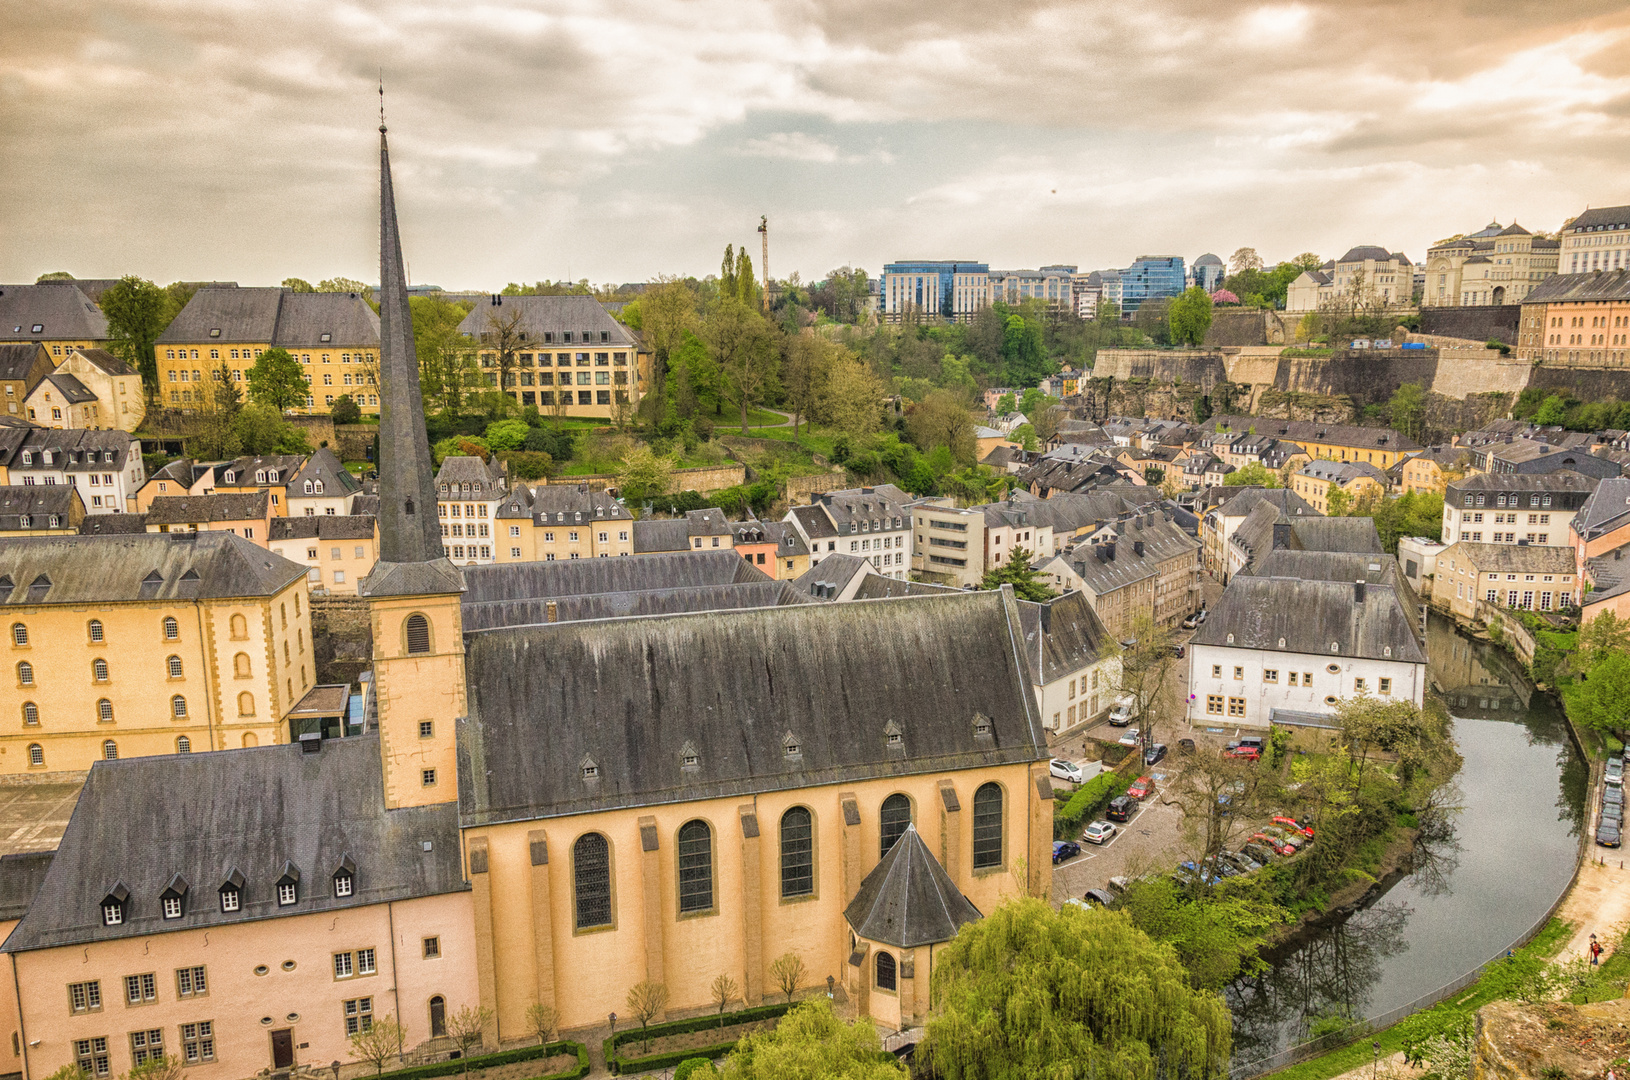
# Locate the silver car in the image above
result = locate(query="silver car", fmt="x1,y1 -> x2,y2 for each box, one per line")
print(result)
1083,820 -> 1117,845
1608,757 -> 1624,787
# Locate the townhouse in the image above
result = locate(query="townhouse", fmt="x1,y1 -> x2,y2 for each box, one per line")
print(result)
3,429 -> 145,515
1431,542 -> 1578,620
1441,471 -> 1596,546
0,344 -> 55,419
783,485 -> 912,580
1038,512 -> 1201,639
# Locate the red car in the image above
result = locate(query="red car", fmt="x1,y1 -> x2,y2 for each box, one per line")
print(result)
1127,776 -> 1155,800
1250,832 -> 1296,856
1274,816 -> 1315,839
1224,743 -> 1262,762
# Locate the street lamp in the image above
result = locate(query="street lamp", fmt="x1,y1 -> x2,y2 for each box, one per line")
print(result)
1372,1040 -> 1381,1080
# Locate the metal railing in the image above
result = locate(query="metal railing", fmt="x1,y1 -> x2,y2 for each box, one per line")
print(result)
1229,739 -> 1599,1080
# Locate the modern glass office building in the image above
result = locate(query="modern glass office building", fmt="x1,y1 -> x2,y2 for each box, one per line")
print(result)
1119,256 -> 1187,315
880,261 -> 989,322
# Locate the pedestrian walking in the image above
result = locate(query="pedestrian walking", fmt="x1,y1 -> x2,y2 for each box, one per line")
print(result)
1590,933 -> 1603,967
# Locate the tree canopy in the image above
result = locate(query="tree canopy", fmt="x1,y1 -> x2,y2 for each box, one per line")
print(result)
1222,463 -> 1279,488
719,999 -> 900,1080
979,544 -> 1057,602
1168,287 -> 1214,346
99,276 -> 176,401
246,348 -> 310,412
922,898 -> 1232,1080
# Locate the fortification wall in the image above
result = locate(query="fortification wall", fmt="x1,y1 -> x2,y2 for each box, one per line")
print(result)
1272,351 -> 1442,407
1091,349 -> 1229,389
1420,304 -> 1521,345
1429,352 -> 1532,399
1204,310 -> 1289,347
547,463 -> 747,493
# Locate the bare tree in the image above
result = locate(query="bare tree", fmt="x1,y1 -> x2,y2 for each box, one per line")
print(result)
524,1001 -> 559,1047
349,1014 -> 407,1075
768,952 -> 805,1004
1229,247 -> 1264,275
482,304 -> 527,403
444,1005 -> 494,1070
710,973 -> 739,1027
624,981 -> 669,1054
1112,613 -> 1178,752
120,1057 -> 185,1080
1160,748 -> 1269,889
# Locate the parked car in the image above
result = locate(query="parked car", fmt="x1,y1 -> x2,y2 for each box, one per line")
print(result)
1169,644 -> 1185,659
1274,816 -> 1315,839
1108,699 -> 1136,727
1242,841 -> 1279,864
1118,727 -> 1142,747
1106,795 -> 1137,822
1195,609 -> 1208,624
1106,875 -> 1131,895
1053,840 -> 1082,864
1083,820 -> 1117,845
1609,757 -> 1625,787
1127,776 -> 1155,800
1222,850 -> 1262,873
1050,758 -> 1085,785
1082,888 -> 1118,907
1182,613 -> 1199,630
1598,821 -> 1622,848
1224,742 -> 1262,761
1606,785 -> 1625,807
1602,801 -> 1624,827
1237,736 -> 1266,754
1251,832 -> 1297,856
1177,738 -> 1196,755
1144,743 -> 1169,767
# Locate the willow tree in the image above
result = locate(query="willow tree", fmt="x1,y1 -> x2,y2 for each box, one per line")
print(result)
922,898 -> 1231,1080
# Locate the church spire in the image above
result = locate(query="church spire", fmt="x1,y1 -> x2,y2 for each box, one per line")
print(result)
373,113 -> 444,567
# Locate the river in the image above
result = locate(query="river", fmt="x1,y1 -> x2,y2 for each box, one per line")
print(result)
1226,614 -> 1587,1065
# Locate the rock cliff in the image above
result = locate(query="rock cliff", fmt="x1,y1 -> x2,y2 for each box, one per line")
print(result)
1474,997 -> 1630,1080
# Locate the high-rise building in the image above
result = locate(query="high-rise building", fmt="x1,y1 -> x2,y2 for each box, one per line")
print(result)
1191,254 -> 1224,293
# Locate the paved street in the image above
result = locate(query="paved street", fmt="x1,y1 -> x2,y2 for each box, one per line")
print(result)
0,781 -> 84,856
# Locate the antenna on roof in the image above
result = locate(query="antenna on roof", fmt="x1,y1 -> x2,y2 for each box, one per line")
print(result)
378,73 -> 386,133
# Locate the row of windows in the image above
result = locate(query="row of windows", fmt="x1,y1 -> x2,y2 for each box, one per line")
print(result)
11,616 -> 186,647
20,694 -> 195,729
1460,493 -> 1554,508
20,738 -> 194,768
567,789 -> 1005,930
480,350 -> 627,366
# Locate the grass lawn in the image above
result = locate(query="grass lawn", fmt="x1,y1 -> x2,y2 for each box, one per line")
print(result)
736,423 -> 842,459
1263,918 -> 1572,1080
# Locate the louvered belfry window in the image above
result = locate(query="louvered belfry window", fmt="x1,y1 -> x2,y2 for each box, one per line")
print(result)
405,615 -> 430,655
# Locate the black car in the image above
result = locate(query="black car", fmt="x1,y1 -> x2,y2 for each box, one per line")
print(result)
1242,842 -> 1278,864
1144,743 -> 1169,767
1221,850 -> 1262,873
1052,840 -> 1082,864
1598,822 -> 1622,848
1106,795 -> 1137,822
1177,738 -> 1196,755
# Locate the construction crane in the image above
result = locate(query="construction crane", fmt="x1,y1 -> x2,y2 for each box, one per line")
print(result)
757,216 -> 769,312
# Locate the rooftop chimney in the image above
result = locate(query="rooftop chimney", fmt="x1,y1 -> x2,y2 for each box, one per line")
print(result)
1272,522 -> 1292,550
1105,541 -> 1117,562
1133,540 -> 1145,557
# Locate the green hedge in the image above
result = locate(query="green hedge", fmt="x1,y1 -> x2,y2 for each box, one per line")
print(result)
603,1002 -> 792,1075
363,1041 -> 587,1080
1053,769 -> 1133,838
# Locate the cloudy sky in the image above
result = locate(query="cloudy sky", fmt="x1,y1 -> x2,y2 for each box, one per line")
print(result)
3,0 -> 1629,290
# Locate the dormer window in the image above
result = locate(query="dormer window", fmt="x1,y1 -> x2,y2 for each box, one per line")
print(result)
276,863 -> 300,906
161,875 -> 188,919
973,713 -> 993,738
219,869 -> 244,912
333,855 -> 356,897
304,480 -> 313,494
101,883 -> 129,926
255,470 -> 266,483
313,480 -> 324,494
20,452 -> 30,465
783,733 -> 801,759
224,470 -> 236,483
679,740 -> 700,771
268,470 -> 279,482
581,755 -> 599,780
885,720 -> 903,748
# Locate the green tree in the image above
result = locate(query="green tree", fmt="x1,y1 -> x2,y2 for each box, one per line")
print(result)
768,952 -> 805,1004
904,390 -> 976,465
317,277 -> 370,295
922,898 -> 1231,1080
1534,394 -> 1568,426
1388,382 -> 1427,441
329,395 -> 361,425
1011,423 -> 1038,452
281,277 -> 315,292
1119,876 -> 1285,989
1580,611 -> 1630,670
995,392 -> 1017,414
979,545 -> 1057,602
720,999 -> 900,1080
820,352 -> 885,440
484,419 -> 530,452
704,299 -> 779,434
1001,314 -> 1047,387
524,1001 -> 558,1046
1570,652 -> 1630,734
1222,462 -> 1280,488
1168,287 -> 1215,346
1326,485 -> 1353,516
234,404 -> 311,455
246,348 -> 310,412
100,276 -> 175,403
411,295 -> 476,417
617,446 -> 676,507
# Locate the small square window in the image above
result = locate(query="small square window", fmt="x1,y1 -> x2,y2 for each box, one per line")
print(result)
419,720 -> 434,738
422,768 -> 436,786
423,936 -> 440,958
277,882 -> 297,906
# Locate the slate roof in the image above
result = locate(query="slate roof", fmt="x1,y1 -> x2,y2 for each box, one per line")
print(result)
0,485 -> 81,529
1192,577 -> 1425,664
1441,541 -> 1576,576
461,580 -> 814,631
1565,206 -> 1630,232
78,513 -> 148,536
1585,553 -> 1630,606
146,489 -> 270,525
1338,246 -> 1403,264
459,549 -> 764,607
455,294 -> 639,348
0,343 -> 48,381
633,518 -> 694,554
10,428 -> 136,471
1572,478 -> 1630,541
268,515 -> 377,542
843,824 -> 982,948
2,736 -> 465,952
1242,549 -> 1422,640
810,485 -> 911,533
1019,455 -> 1123,495
526,484 -> 631,522
1207,415 -> 1421,453
0,532 -> 307,605
1015,590 -> 1113,685
211,454 -> 305,487
288,447 -> 362,499
787,504 -> 838,540
1298,459 -> 1391,487
0,282 -> 110,343
1208,487 -> 1316,521
434,455 -> 506,495
1523,269 -> 1630,304
69,348 -> 137,376
849,576 -> 961,601
791,553 -> 873,600
1446,471 -> 1597,498
457,589 -> 1045,826
0,851 -> 54,922
39,372 -> 97,404
360,560 -> 466,599
1062,514 -> 1199,595
158,288 -> 380,349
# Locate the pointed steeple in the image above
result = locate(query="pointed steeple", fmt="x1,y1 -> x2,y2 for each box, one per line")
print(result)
374,119 -> 444,566
362,114 -> 463,599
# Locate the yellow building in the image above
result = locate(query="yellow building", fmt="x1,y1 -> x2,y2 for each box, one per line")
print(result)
268,515 -> 379,595
1208,416 -> 1421,470
1517,269 -> 1630,366
1422,220 -> 1559,308
146,490 -> 273,546
0,343 -> 54,419
40,349 -> 144,430
155,288 -> 381,416
1399,447 -> 1470,495
0,486 -> 85,536
1291,459 -> 1389,514
455,295 -> 648,419
0,282 -> 110,362
494,483 -> 635,563
0,532 -> 313,775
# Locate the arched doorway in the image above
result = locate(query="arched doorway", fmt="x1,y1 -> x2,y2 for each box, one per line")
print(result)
429,995 -> 446,1037
1492,286 -> 1505,305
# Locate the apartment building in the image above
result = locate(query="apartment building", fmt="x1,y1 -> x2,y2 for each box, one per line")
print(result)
1559,204 -> 1630,276
455,294 -> 648,418
1207,415 -> 1421,470
1292,460 -> 1389,514
268,515 -> 379,595
879,261 -> 989,323
1441,472 -> 1596,545
1038,514 -> 1201,639
1285,246 -> 1414,313
1432,541 -> 1578,619
0,486 -> 85,536
499,484 -> 634,562
784,485 -> 912,580
3,429 -> 145,514
0,282 -> 111,360
1018,591 -> 1120,733
434,456 -> 509,565
1517,267 -> 1630,366
0,343 -> 55,418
